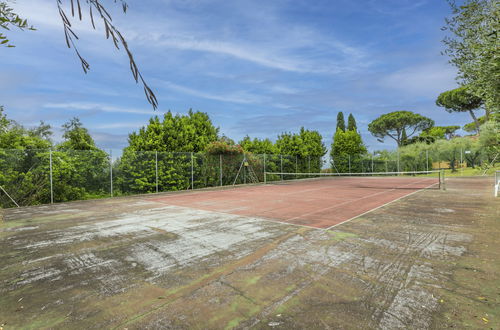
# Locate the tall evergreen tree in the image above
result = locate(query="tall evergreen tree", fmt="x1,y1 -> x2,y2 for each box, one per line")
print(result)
336,112 -> 345,132
347,114 -> 357,131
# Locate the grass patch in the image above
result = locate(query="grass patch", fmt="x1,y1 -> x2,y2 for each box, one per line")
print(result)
327,230 -> 358,241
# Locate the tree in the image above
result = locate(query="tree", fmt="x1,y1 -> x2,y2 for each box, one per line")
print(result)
0,109 -> 55,206
0,107 -> 52,149
422,126 -> 460,140
347,113 -> 357,131
274,128 -> 326,173
463,116 -> 487,133
330,129 -> 367,172
368,111 -> 435,147
205,140 -> 243,155
1,0 -> 157,109
59,118 -> 98,150
55,118 -> 110,201
127,110 -> 219,152
29,121 -> 53,142
442,0 -> 499,115
336,112 -> 345,132
478,121 -> 500,161
276,127 -> 326,158
405,126 -> 460,145
117,110 -> 219,194
239,136 -> 277,154
436,86 -> 484,133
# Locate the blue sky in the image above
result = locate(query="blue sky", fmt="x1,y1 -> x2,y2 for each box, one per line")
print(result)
1,0 -> 471,153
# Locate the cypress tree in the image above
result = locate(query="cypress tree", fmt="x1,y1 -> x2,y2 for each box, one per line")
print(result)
347,114 -> 357,131
336,112 -> 345,132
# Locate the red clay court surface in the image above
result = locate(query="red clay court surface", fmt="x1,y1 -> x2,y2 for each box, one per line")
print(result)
149,176 -> 440,229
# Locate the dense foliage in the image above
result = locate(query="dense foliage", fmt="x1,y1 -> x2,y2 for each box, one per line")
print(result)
330,113 -> 366,172
330,129 -> 367,172
239,136 -> 277,154
442,0 -> 500,116
436,86 -> 484,132
116,110 -> 219,193
0,110 -> 110,206
405,126 -> 460,145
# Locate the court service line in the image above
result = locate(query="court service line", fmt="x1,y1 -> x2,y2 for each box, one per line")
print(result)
325,181 -> 439,231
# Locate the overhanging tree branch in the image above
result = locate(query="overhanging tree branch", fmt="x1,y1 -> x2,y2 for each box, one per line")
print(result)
55,0 -> 158,110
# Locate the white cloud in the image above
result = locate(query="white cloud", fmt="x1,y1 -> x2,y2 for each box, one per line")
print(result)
379,62 -> 458,98
92,122 -> 145,129
43,102 -> 156,115
153,37 -> 327,73
157,80 -> 265,105
11,0 -> 100,33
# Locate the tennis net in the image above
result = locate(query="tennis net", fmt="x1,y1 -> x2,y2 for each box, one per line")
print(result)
264,170 -> 445,190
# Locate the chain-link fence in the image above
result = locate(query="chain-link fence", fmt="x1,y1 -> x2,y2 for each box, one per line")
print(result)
1,147 -> 497,208
331,147 -> 497,174
0,149 -> 324,208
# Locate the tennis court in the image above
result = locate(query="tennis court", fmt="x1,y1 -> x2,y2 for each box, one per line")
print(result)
150,171 -> 442,229
1,176 -> 499,329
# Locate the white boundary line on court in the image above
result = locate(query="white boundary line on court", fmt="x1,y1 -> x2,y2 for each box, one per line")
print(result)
198,179 -> 437,232
149,178 -> 439,232
284,177 -> 435,223
325,180 -> 438,231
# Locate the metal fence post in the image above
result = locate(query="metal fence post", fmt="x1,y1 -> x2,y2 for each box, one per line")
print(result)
191,152 -> 194,190
397,150 -> 400,173
460,147 -> 463,176
155,151 -> 159,193
348,154 -> 351,173
371,153 -> 374,172
295,155 -> 298,177
263,154 -> 267,183
49,149 -> 54,204
219,154 -> 223,186
280,154 -> 283,181
110,150 -> 113,197
308,155 -> 311,174
426,149 -> 429,172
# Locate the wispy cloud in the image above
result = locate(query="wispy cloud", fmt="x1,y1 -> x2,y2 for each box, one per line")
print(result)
153,37 -> 329,73
157,80 -> 265,105
378,62 -> 458,98
92,122 -> 145,129
43,102 -> 156,115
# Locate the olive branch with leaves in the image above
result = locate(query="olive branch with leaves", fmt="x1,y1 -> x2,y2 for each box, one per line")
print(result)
1,0 -> 158,110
